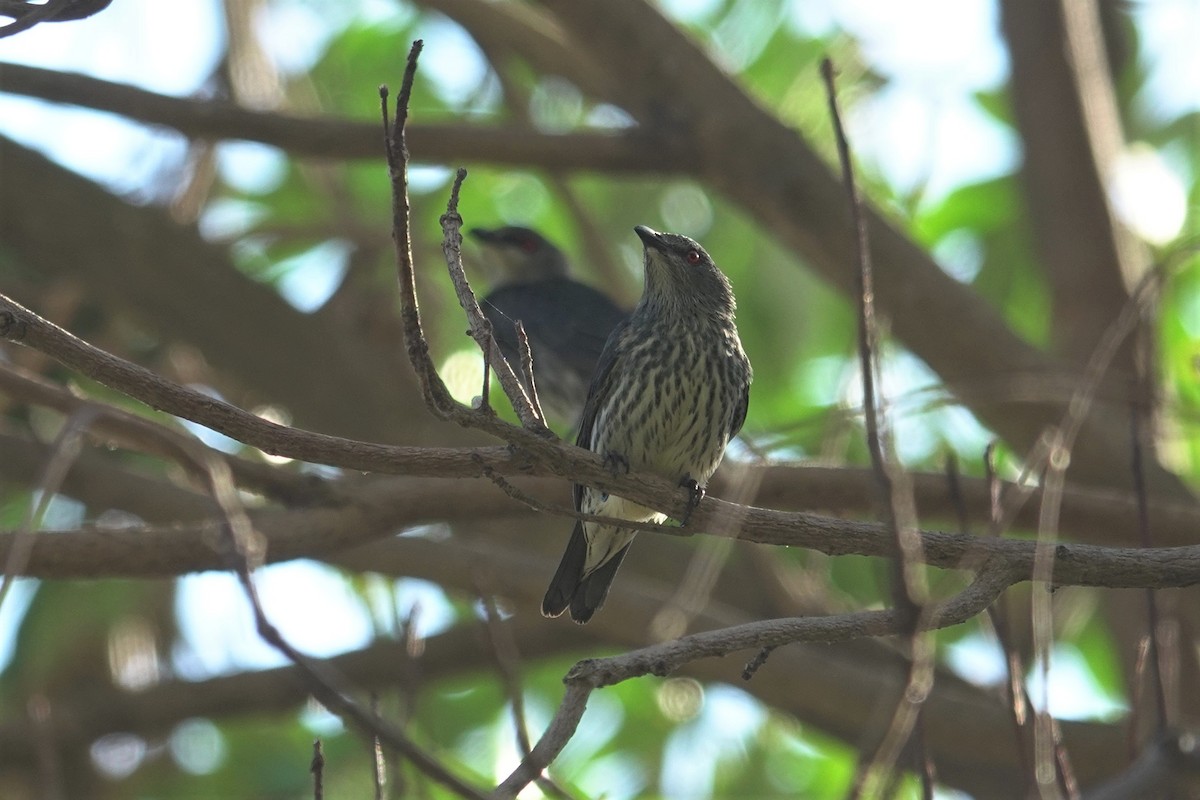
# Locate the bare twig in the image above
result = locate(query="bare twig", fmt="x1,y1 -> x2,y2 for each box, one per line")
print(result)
514,321 -> 546,424
741,645 -> 776,680
0,62 -> 679,170
311,739 -> 325,800
370,694 -> 387,800
218,465 -> 487,799
0,404 -> 103,612
478,595 -> 577,800
1131,384 -> 1168,733
984,444 -> 1037,793
821,56 -> 932,798
479,595 -> 533,756
5,491 -> 1200,590
492,682 -> 591,800
0,360 -> 332,506
0,0 -> 109,38
378,41 -> 543,434
497,564 -> 1014,798
7,288 -> 1197,551
438,170 -> 548,431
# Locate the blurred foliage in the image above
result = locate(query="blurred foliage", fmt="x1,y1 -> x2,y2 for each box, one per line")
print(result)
1,0 -> 1199,798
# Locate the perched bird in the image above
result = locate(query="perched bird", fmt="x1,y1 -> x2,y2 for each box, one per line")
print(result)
542,225 -> 752,623
471,226 -> 627,425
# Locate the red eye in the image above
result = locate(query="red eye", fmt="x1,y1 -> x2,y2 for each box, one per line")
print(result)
519,238 -> 537,254
686,249 -> 702,265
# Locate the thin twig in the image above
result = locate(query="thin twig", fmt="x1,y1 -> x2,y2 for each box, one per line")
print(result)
514,321 -> 546,424
477,594 -> 578,800
492,682 -> 592,800
311,739 -> 325,800
984,444 -> 1037,793
741,646 -> 776,680
371,694 -> 387,800
0,404 -> 103,613
381,40 -> 455,419
0,360 -> 336,506
821,56 -> 932,798
438,170 -> 548,432
1130,383 -> 1168,733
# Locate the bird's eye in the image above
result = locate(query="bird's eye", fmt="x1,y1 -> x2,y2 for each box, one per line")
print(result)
685,249 -> 702,265
520,238 -> 538,254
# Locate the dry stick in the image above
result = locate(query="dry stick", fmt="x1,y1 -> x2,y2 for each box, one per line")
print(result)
0,0 -> 83,38
1021,262 -> 1167,800
311,739 -> 325,800
478,595 -> 578,800
216,459 -> 487,800
9,284 -> 1200,568
380,40 -> 451,420
1130,385 -> 1169,734
2,355 -> 486,796
983,445 -> 1037,794
820,57 -> 933,800
378,44 -> 555,439
494,563 -> 1016,799
0,290 -> 697,531
438,172 -> 548,432
0,403 -> 104,612
371,693 -> 387,800
479,331 -> 493,413
493,682 -> 592,799
1032,430 -> 1079,800
479,595 -> 534,756
0,360 -> 334,506
514,321 -> 546,424
975,266 -> 1169,560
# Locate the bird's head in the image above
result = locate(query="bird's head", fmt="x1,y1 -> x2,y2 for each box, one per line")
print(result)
470,226 -> 569,285
634,225 -> 736,316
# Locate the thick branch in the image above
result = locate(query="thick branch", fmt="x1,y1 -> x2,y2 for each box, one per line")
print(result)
0,533 -> 1124,799
0,135 -> 432,444
0,62 -> 681,172
1000,0 -> 1147,364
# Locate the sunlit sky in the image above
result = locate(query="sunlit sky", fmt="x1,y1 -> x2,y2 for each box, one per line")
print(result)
0,1 -> 1194,790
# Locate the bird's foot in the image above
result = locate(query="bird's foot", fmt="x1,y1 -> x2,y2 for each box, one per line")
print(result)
602,451 -> 630,477
679,476 -> 705,527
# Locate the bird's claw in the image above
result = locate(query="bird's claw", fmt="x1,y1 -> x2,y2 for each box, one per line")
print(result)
679,477 -> 705,526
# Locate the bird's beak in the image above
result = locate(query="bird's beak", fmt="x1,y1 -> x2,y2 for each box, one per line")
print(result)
634,225 -> 666,252
470,228 -> 497,243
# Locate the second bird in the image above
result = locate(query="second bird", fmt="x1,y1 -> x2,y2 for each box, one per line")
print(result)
471,226 -> 627,426
542,226 -> 752,623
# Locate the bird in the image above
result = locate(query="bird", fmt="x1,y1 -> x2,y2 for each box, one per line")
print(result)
541,225 -> 752,623
470,226 -> 627,426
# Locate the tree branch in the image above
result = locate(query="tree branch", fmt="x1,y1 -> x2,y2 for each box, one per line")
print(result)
999,0 -> 1148,365
0,62 -> 680,172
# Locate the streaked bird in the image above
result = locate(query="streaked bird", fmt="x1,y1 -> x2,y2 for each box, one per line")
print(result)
471,226 -> 627,425
542,225 -> 752,623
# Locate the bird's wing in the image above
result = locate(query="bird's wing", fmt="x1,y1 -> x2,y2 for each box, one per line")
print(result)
573,316 -> 632,511
552,283 -> 628,376
729,376 -> 750,440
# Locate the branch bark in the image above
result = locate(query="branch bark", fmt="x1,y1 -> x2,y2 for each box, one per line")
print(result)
1000,0 -> 1148,365
0,62 -> 678,172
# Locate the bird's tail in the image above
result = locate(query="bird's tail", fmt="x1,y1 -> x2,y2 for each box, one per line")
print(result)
542,522 -> 632,624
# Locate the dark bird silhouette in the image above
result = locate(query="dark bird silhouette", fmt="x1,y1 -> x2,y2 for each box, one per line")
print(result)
471,226 -> 627,426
